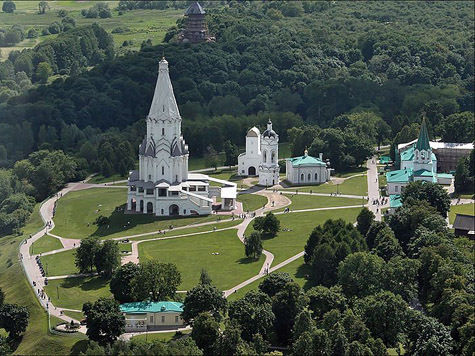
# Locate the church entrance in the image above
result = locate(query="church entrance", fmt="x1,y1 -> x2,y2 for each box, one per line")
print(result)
248,166 -> 256,176
169,204 -> 179,216
139,200 -> 144,212
147,202 -> 153,214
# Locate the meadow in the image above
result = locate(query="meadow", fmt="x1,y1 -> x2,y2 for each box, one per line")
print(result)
29,234 -> 63,255
281,174 -> 368,196
449,203 -> 474,225
274,194 -> 364,212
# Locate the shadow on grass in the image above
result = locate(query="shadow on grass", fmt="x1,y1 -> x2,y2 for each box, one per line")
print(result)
236,256 -> 259,265
70,339 -> 89,355
294,263 -> 314,291
90,204 -> 210,238
60,276 -> 110,292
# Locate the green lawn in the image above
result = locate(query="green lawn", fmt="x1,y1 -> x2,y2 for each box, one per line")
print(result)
332,167 -> 368,178
51,188 -> 216,240
41,249 -> 78,277
30,234 -> 63,255
188,153 -> 226,171
44,276 -> 112,311
119,242 -> 132,253
207,169 -> 253,188
449,203 -> 474,225
0,204 -> 86,355
131,330 -> 190,343
282,174 -> 368,196
88,173 -> 128,184
62,310 -> 85,322
227,257 -> 311,302
237,193 -> 268,212
246,208 -> 362,265
274,194 -> 364,212
128,219 -> 242,242
138,230 -> 263,291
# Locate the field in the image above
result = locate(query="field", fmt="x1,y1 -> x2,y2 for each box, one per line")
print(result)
131,330 -> 190,343
29,234 -> 63,255
282,174 -> 368,196
274,194 -> 364,212
44,275 -> 112,311
51,188 -> 217,240
138,229 -> 263,290
0,1 -> 183,59
449,203 -> 474,225
88,173 -> 128,184
0,204 -> 86,354
237,193 -> 268,212
41,249 -> 78,277
246,208 -> 362,265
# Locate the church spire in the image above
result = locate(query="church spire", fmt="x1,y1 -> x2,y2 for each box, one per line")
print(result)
148,58 -> 180,121
416,117 -> 430,151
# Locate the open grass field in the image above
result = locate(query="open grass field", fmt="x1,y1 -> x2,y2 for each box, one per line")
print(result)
44,275 -> 112,311
131,330 -> 190,343
138,229 -> 263,290
128,219 -> 241,241
41,249 -> 78,277
237,193 -> 268,212
281,174 -> 368,196
246,208 -> 362,265
51,188 -> 217,240
29,234 -> 63,255
0,1 -> 183,59
0,204 -> 86,354
274,194 -> 364,212
119,242 -> 132,253
62,310 -> 85,322
449,203 -> 474,225
332,167 -> 368,178
88,173 -> 128,184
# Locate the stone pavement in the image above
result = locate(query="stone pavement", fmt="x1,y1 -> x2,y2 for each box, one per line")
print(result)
366,155 -> 388,221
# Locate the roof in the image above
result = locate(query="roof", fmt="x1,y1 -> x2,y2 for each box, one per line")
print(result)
437,173 -> 453,179
185,1 -> 205,15
148,58 -> 181,121
398,140 -> 473,151
400,147 -> 414,161
389,194 -> 402,208
453,214 -> 475,231
413,169 -> 435,177
221,186 -> 237,199
416,118 -> 431,151
379,155 -> 392,164
386,168 -> 412,183
287,155 -> 326,167
120,301 -> 183,314
247,127 -> 260,138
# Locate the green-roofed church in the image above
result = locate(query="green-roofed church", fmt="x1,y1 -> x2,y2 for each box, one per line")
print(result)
285,149 -> 331,185
386,118 -> 453,212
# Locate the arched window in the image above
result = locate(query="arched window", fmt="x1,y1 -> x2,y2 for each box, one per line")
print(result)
161,166 -> 164,175
162,128 -> 165,135
263,150 -> 267,163
300,173 -> 304,181
308,173 -> 311,181
184,209 -> 187,215
271,151 -> 275,163
315,173 -> 318,181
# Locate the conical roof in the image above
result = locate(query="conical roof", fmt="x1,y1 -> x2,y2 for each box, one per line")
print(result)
185,1 -> 205,15
148,58 -> 180,121
416,117 -> 430,151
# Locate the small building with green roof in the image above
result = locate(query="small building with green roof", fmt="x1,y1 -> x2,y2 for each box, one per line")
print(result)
120,301 -> 185,332
285,150 -> 330,185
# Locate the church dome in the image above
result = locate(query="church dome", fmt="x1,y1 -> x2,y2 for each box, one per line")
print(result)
262,128 -> 277,138
247,127 -> 260,138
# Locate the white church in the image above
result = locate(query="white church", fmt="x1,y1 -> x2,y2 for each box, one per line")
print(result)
237,121 -> 280,186
126,58 -> 236,216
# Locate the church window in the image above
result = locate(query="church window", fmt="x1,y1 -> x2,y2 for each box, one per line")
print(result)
162,128 -> 165,135
308,173 -> 311,181
163,105 -> 165,112
184,209 -> 186,214
161,316 -> 165,323
263,151 -> 267,163
300,173 -> 304,181
161,209 -> 164,214
148,174 -> 151,181
395,186 -> 399,192
175,175 -> 178,182
315,173 -> 318,181
162,166 -> 164,175
271,151 -> 275,163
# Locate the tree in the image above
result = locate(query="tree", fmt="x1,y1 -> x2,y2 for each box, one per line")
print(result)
372,226 -> 403,261
0,287 -> 4,307
38,1 -> 49,14
272,282 -> 306,344
293,310 -> 315,341
253,212 -> 280,238
2,0 -> 15,13
306,285 -> 347,320
75,236 -> 100,273
356,291 -> 409,346
199,269 -> 212,285
244,232 -> 263,259
213,320 -> 252,356
258,272 -> 293,297
182,282 -> 227,324
223,140 -> 239,167
110,262 -> 139,303
131,261 -> 181,301
191,312 -> 220,354
400,181 -> 451,217
0,336 -> 10,355
228,290 -> 275,341
0,304 -> 29,339
94,240 -> 120,278
204,145 -> 219,171
83,297 -> 125,344
439,112 -> 474,143
356,208 -> 375,237
35,62 -> 52,84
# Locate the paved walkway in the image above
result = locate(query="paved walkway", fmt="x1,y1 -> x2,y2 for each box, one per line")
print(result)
366,156 -> 388,221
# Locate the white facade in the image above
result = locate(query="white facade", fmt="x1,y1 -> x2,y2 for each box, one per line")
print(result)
285,151 -> 330,185
238,121 -> 280,186
127,58 -> 236,216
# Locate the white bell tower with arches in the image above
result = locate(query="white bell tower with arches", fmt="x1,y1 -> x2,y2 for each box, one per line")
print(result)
258,120 -> 280,186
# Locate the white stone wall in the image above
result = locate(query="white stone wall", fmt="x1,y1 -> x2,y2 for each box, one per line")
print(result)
387,182 -> 409,195
286,164 -> 329,185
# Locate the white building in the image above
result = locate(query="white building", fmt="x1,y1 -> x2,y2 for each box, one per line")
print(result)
127,58 -> 236,216
238,120 -> 280,186
120,301 -> 185,332
285,150 -> 330,185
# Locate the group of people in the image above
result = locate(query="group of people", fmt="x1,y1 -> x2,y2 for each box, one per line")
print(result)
372,197 -> 387,205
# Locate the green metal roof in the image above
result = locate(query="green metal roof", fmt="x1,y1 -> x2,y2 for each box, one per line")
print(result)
379,155 -> 392,164
413,169 -> 434,177
400,147 -> 414,161
437,173 -> 453,179
389,194 -> 402,208
416,118 -> 431,151
120,301 -> 183,314
386,168 -> 413,183
287,155 -> 326,167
